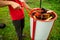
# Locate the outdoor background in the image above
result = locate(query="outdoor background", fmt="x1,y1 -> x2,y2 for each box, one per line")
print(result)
0,0 -> 60,40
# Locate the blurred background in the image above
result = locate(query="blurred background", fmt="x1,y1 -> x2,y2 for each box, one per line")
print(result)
0,0 -> 60,40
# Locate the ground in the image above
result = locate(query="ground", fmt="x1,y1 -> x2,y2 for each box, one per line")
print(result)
0,0 -> 60,40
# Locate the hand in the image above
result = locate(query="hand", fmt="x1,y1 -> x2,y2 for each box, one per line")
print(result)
26,8 -> 32,13
29,8 -> 32,11
9,1 -> 21,9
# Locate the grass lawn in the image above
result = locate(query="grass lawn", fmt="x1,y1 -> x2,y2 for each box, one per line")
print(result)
0,0 -> 60,40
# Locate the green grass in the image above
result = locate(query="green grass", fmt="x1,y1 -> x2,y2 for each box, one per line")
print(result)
0,0 -> 60,40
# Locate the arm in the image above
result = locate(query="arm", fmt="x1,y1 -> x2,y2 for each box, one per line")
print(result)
0,1 -> 11,7
23,2 -> 31,10
20,0 -> 31,12
0,0 -> 21,9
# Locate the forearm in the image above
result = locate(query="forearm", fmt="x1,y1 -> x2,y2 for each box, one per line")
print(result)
0,1 -> 11,7
23,2 -> 31,10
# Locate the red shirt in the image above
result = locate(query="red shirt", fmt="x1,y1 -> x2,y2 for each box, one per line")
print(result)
8,0 -> 24,20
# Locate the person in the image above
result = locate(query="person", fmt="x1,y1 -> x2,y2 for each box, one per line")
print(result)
0,0 -> 31,40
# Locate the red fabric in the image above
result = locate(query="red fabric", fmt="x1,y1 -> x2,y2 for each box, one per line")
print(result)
8,0 -> 24,20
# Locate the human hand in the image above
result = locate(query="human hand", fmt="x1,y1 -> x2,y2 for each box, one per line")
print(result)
9,1 -> 21,9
